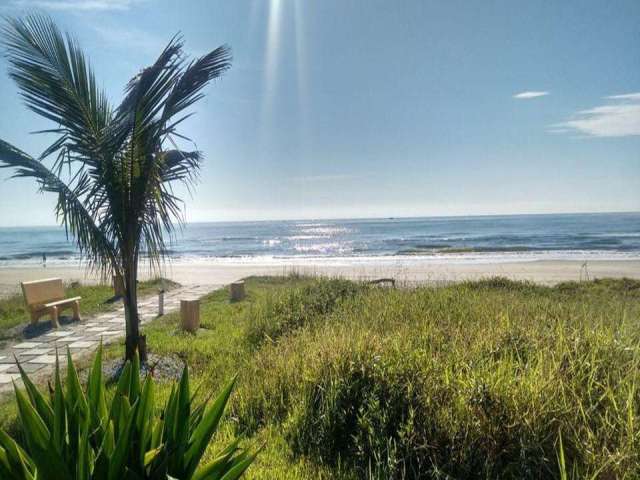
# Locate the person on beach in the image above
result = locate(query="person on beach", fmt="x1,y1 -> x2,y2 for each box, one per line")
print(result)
42,253 -> 46,267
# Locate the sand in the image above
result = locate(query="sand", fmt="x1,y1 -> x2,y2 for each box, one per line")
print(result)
1,258 -> 639,298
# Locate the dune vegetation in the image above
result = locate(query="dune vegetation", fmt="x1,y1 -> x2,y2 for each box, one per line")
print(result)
1,275 -> 639,479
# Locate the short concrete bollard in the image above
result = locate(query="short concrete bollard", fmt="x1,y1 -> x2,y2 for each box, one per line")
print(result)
180,298 -> 200,332
230,281 -> 245,301
158,290 -> 165,316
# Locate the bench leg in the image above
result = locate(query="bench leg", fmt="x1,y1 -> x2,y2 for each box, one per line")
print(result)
50,306 -> 60,328
72,300 -> 81,321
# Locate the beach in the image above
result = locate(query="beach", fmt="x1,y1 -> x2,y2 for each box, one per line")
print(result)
2,258 -> 639,298
2,213 -> 639,297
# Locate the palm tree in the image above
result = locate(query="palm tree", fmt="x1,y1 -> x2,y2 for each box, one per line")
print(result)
0,15 -> 231,361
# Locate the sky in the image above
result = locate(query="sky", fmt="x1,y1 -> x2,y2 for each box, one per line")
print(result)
0,0 -> 638,226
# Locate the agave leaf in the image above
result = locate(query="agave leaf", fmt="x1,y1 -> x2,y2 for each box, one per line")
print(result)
108,398 -> 139,480
0,447 -> 8,469
143,445 -> 163,467
23,439 -> 70,480
13,386 -> 50,452
217,449 -> 259,480
189,400 -> 207,432
109,360 -> 132,431
130,353 -> 141,403
163,385 -> 177,443
93,420 -> 115,480
0,429 -> 36,479
136,375 -> 155,466
174,365 -> 191,465
162,381 -> 181,473
88,342 -> 108,430
151,417 -> 164,449
51,353 -> 66,455
0,453 -> 34,480
76,409 -> 92,479
136,374 -> 155,432
115,361 -> 133,400
116,395 -> 132,438
0,451 -> 15,480
191,439 -> 240,480
184,376 -> 237,478
14,360 -> 54,428
65,348 -> 88,417
64,348 -> 89,463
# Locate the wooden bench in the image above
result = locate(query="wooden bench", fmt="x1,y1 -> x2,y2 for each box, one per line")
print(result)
367,278 -> 396,288
21,278 -> 81,328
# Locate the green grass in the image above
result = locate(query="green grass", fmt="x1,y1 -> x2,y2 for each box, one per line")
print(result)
1,275 -> 639,479
0,278 -> 177,341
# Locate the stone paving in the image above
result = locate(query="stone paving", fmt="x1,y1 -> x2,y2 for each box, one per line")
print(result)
0,283 -> 219,392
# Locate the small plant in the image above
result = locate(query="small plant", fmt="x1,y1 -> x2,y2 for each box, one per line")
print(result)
0,345 -> 256,479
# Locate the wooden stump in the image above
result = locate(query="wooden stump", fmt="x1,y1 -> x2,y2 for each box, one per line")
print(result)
180,299 -> 200,333
113,274 -> 125,297
158,290 -> 165,316
230,281 -> 245,301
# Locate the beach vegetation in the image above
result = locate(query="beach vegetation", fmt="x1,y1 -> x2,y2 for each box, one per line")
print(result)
0,275 -> 638,478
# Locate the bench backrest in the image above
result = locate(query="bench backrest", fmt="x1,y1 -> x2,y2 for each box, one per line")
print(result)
21,278 -> 65,308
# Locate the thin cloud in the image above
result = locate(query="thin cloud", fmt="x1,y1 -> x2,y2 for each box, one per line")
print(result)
513,91 -> 549,99
7,0 -> 144,11
553,93 -> 640,137
606,93 -> 640,101
289,173 -> 374,184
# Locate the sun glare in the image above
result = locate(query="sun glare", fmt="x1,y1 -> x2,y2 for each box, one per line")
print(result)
260,0 -> 309,153
262,0 -> 283,121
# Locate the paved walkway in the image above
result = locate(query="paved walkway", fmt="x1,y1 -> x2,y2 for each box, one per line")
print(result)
0,283 -> 219,392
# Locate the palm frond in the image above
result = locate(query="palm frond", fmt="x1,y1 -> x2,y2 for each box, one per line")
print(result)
116,35 -> 185,140
159,149 -> 201,183
1,14 -> 114,166
0,139 -> 119,276
160,45 -> 232,135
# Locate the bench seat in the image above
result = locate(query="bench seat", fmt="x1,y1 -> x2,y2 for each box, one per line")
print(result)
21,278 -> 82,328
43,296 -> 82,309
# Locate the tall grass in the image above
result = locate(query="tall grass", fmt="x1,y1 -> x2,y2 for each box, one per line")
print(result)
235,277 -> 640,479
244,278 -> 365,345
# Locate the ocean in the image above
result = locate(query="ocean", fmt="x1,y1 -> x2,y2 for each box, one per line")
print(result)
0,212 -> 638,267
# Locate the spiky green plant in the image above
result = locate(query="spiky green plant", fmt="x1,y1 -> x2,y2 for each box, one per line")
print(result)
0,14 -> 231,360
0,346 -> 256,479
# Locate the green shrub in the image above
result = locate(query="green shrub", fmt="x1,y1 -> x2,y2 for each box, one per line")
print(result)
245,278 -> 364,345
0,345 -> 257,479
460,276 -> 545,293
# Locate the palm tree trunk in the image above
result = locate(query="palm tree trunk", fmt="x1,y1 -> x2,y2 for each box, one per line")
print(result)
123,248 -> 147,362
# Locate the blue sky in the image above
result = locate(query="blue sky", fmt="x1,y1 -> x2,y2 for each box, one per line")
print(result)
0,0 -> 638,226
